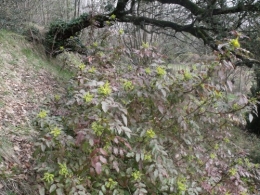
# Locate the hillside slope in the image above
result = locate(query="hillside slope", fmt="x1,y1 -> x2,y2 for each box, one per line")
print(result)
0,30 -> 72,195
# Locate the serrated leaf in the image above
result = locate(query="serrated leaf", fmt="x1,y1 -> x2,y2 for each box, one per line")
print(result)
56,188 -> 64,195
161,89 -> 166,97
38,186 -> 45,195
121,126 -> 131,132
40,144 -> 46,152
101,185 -> 106,193
101,101 -> 110,113
158,105 -> 164,114
154,169 -> 158,179
136,153 -> 140,162
249,113 -> 253,123
95,162 -> 102,174
122,114 -> 127,126
49,184 -> 57,193
113,161 -> 119,172
226,80 -> 233,91
76,185 -> 85,190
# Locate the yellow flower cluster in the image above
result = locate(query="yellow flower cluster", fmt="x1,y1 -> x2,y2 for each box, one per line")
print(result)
146,129 -> 156,138
59,163 -> 69,177
83,92 -> 94,103
91,121 -> 104,136
145,67 -> 151,74
142,42 -> 149,49
210,153 -> 216,159
177,178 -> 187,193
110,14 -> 116,20
43,172 -> 54,183
132,170 -> 142,181
78,63 -> 86,71
50,127 -> 61,138
123,80 -> 134,91
119,29 -> 124,35
98,81 -> 112,96
38,110 -> 47,118
156,66 -> 166,77
184,70 -> 192,80
105,178 -> 118,189
144,154 -> 152,161
229,167 -> 237,176
88,66 -> 96,73
230,37 -> 240,48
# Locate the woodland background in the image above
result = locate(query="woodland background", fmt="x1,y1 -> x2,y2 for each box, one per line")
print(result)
1,0 -> 260,194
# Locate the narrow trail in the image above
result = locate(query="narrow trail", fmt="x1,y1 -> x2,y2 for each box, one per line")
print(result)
0,31 -> 66,194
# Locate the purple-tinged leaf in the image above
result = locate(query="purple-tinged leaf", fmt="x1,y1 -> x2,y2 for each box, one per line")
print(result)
113,161 -> 119,172
99,155 -> 107,164
158,104 -> 164,114
122,114 -> 127,126
113,147 -> 119,155
99,148 -> 108,156
226,80 -> 233,92
94,162 -> 102,174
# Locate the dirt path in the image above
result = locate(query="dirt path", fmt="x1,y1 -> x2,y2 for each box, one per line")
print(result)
0,31 -> 67,195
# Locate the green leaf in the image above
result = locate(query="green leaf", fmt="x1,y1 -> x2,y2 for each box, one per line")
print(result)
136,153 -> 140,162
56,188 -> 64,195
122,114 -> 127,126
38,186 -> 45,195
101,101 -> 110,112
49,184 -> 57,193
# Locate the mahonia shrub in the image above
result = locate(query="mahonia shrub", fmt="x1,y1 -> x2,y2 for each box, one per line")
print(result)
34,35 -> 260,195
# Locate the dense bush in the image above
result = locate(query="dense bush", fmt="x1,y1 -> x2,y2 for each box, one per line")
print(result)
33,36 -> 260,194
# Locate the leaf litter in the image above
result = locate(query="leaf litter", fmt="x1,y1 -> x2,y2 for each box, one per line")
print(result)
0,31 -> 66,195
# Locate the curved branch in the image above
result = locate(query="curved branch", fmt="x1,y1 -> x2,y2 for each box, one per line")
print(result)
120,15 -> 216,47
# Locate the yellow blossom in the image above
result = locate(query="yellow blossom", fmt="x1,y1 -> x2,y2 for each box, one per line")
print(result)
229,167 -> 237,176
88,66 -> 96,73
184,70 -> 192,80
78,63 -> 86,71
43,172 -> 54,183
123,80 -> 134,91
142,42 -> 149,49
144,154 -> 152,161
92,42 -> 98,47
91,121 -> 104,136
98,81 -> 112,96
145,67 -> 151,74
83,92 -> 94,103
230,37 -> 240,48
50,127 -> 61,138
58,163 -> 69,177
105,178 -> 118,189
177,178 -> 187,193
156,66 -> 166,76
37,110 -> 47,118
119,29 -> 124,35
146,129 -> 156,138
210,153 -> 216,159
110,14 -> 116,20
132,170 -> 142,181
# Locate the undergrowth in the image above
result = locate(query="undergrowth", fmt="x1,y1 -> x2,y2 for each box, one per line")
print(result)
33,32 -> 260,195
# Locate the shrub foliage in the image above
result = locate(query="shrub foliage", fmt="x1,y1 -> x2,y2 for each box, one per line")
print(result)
34,35 -> 260,195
